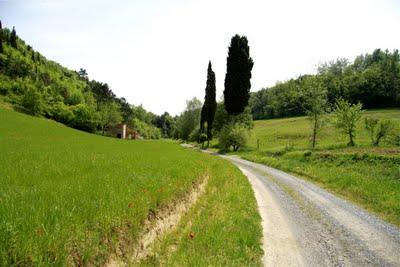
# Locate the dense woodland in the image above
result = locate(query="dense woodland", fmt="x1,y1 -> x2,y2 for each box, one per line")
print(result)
250,49 -> 400,120
0,23 -> 170,139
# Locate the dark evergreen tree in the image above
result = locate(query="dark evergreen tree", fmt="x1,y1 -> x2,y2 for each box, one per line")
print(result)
200,61 -> 217,139
0,20 -> 3,53
224,35 -> 254,115
10,26 -> 17,49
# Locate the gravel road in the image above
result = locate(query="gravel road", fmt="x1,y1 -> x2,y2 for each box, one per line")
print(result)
219,155 -> 400,267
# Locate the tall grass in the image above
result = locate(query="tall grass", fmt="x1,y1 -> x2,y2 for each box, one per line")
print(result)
0,108 -> 262,266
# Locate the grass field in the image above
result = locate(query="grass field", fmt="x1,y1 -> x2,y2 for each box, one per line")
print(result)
0,108 -> 262,266
233,109 -> 400,226
247,109 -> 400,151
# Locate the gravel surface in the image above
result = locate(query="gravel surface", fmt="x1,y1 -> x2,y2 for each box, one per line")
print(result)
220,155 -> 400,267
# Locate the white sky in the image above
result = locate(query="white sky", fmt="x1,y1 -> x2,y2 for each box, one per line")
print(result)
1,0 -> 399,115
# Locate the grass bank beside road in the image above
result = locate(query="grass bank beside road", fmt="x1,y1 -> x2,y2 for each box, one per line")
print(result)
0,108 -> 262,266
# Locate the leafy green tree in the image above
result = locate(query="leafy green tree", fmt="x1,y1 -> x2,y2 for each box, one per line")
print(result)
333,99 -> 363,146
303,77 -> 328,149
77,68 -> 88,81
98,101 -> 122,135
70,104 -> 99,132
153,112 -> 177,138
213,102 -> 253,134
224,35 -> 254,115
0,20 -> 3,54
200,61 -> 217,141
131,118 -> 161,139
177,97 -> 202,140
10,26 -> 17,49
89,81 -> 115,108
116,97 -> 134,124
219,123 -> 249,152
22,86 -> 43,115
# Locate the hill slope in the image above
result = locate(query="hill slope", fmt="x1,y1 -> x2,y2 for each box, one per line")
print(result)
0,108 -> 262,266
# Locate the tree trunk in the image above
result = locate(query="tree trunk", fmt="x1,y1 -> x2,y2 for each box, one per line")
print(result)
312,114 -> 317,150
348,132 -> 355,146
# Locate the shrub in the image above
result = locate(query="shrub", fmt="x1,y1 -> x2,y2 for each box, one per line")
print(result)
131,118 -> 161,139
70,104 -> 99,132
21,86 -> 43,115
51,102 -> 74,124
365,117 -> 394,146
188,128 -> 200,143
66,89 -> 84,105
333,99 -> 363,146
219,123 -> 249,152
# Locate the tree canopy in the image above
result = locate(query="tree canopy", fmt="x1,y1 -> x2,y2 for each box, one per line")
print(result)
224,35 -> 254,115
200,61 -> 217,139
250,49 -> 400,120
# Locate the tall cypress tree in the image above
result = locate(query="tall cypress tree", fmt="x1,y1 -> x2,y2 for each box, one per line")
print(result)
223,34 -> 254,115
10,26 -> 17,49
200,61 -> 217,139
0,20 -> 3,53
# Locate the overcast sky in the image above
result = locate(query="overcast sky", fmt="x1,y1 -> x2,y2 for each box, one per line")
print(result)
1,0 -> 399,115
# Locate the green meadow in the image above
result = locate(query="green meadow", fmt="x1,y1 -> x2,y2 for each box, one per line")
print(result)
234,109 -> 400,226
0,108 -> 262,266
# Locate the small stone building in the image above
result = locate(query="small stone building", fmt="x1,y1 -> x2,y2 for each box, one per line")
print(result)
109,124 -> 141,139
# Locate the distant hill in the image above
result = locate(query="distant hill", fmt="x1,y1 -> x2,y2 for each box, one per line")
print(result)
0,22 -> 161,138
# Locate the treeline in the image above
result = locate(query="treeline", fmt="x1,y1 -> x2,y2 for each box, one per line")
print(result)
250,49 -> 400,120
0,22 -> 170,139
175,35 -> 254,152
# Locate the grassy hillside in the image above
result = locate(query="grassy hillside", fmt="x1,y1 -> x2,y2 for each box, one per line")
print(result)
235,109 -> 400,226
0,108 -> 262,266
0,25 -> 162,138
248,109 -> 400,151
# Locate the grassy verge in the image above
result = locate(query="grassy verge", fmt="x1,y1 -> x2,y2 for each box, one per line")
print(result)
142,151 -> 263,266
0,108 -> 262,266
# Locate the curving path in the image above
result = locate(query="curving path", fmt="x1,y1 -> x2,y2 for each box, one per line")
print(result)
219,154 -> 400,266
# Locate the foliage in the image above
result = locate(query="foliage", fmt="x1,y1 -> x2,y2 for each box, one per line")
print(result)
213,102 -> 253,134
365,117 -> 394,146
219,123 -> 249,152
177,97 -> 202,140
334,99 -> 363,146
250,49 -> 400,120
50,101 -> 74,124
70,104 -> 99,132
21,85 -> 43,115
200,61 -> 217,140
303,76 -> 328,149
152,112 -> 177,138
131,118 -> 161,139
10,26 -> 17,48
224,34 -> 254,115
98,101 -> 122,135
